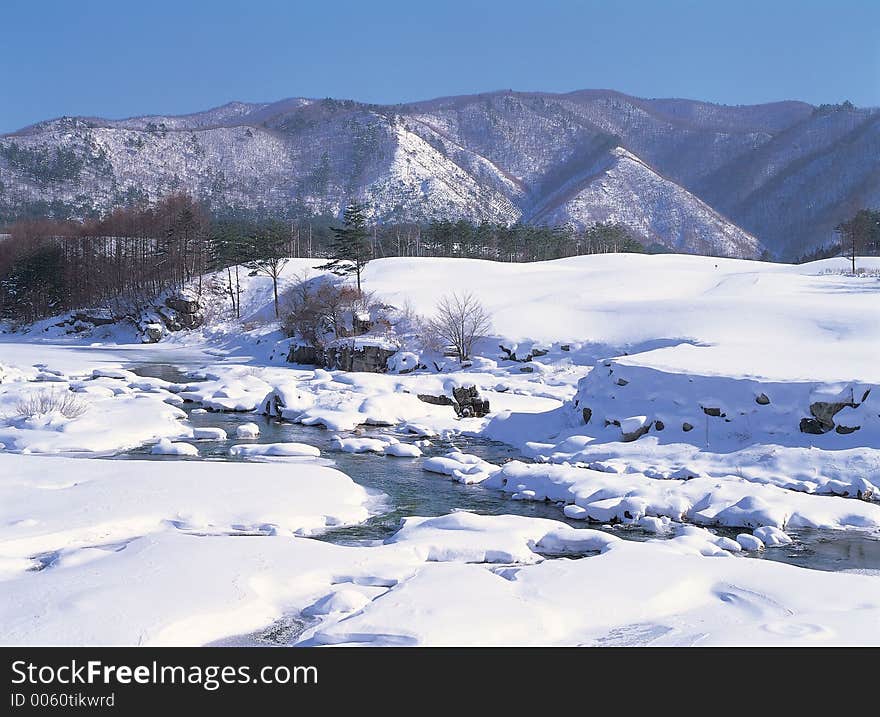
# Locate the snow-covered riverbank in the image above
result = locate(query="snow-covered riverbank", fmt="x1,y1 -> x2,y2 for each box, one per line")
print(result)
2,253 -> 879,645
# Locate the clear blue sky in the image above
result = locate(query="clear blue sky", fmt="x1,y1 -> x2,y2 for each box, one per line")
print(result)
2,0 -> 877,133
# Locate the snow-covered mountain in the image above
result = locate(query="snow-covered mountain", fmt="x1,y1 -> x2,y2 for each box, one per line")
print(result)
1,90 -> 876,258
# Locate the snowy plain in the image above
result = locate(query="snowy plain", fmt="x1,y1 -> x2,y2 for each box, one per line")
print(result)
1,253 -> 880,646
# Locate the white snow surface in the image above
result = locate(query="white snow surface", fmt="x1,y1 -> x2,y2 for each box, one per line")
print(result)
3,253 -> 880,646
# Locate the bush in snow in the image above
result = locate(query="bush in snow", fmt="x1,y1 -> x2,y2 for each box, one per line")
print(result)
15,389 -> 89,419
280,274 -> 383,347
428,292 -> 492,361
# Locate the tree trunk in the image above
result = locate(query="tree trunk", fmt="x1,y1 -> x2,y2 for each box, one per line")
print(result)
226,266 -> 236,314
235,265 -> 241,319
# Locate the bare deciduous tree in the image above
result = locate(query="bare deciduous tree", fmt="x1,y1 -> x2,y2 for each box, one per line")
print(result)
428,292 -> 492,361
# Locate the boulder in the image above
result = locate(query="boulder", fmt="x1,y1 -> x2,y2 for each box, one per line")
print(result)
835,424 -> 860,435
800,386 -> 867,435
417,386 -> 490,417
452,386 -> 490,418
808,399 -> 856,432
799,417 -> 826,435
142,323 -> 164,344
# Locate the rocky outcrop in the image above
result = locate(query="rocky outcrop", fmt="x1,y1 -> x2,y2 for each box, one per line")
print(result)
286,339 -> 398,374
139,292 -> 204,342
287,343 -> 321,366
160,293 -> 204,330
325,342 -> 398,373
52,309 -> 119,334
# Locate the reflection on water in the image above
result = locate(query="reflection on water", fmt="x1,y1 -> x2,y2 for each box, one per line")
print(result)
123,362 -> 880,573
753,529 -> 880,574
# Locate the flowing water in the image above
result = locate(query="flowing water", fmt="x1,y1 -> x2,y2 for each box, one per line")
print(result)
118,361 -> 880,574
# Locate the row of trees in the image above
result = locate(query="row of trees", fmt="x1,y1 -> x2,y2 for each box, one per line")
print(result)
0,193 -> 651,324
0,195 -> 212,322
0,195 -> 295,323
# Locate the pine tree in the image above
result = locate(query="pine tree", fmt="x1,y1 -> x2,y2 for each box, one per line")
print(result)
316,203 -> 371,293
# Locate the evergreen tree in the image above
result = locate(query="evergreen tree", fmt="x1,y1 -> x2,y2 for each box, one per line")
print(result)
316,202 -> 371,293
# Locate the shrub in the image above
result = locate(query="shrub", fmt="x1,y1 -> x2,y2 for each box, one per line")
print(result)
15,389 -> 89,419
281,275 -> 377,346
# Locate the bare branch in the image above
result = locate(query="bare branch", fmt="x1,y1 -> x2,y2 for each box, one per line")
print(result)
428,291 -> 492,361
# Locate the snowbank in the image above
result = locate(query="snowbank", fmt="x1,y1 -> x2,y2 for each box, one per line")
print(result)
6,508 -> 880,647
483,460 -> 880,531
0,452 -> 373,561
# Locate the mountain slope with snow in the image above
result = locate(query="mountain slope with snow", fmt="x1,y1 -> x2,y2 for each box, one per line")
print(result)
3,90 -> 876,257
527,147 -> 761,257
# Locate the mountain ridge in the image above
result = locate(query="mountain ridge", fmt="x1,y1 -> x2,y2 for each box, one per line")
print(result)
1,89 -> 876,258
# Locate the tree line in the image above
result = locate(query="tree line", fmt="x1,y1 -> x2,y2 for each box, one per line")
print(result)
0,193 -> 652,324
794,209 -> 880,267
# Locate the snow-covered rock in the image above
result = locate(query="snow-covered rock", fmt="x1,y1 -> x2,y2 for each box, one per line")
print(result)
384,442 -> 422,458
228,443 -> 321,458
423,451 -> 501,484
150,439 -> 199,456
235,422 -> 261,439
736,534 -> 765,551
192,427 -> 227,440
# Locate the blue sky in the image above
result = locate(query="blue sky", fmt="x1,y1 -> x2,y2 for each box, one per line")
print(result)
1,0 -> 877,132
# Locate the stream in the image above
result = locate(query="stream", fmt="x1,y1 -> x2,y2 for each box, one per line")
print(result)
117,361 -> 880,575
